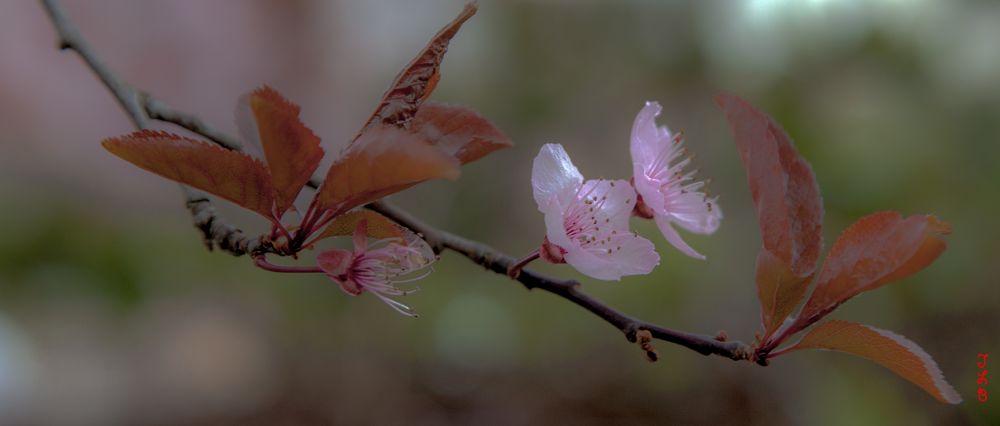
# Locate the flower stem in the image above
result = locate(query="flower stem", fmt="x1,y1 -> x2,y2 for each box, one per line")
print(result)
507,249 -> 540,279
253,255 -> 323,274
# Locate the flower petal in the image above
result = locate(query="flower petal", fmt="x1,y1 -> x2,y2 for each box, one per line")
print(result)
630,101 -> 671,174
632,173 -> 666,219
399,227 -> 437,269
579,178 -> 636,231
542,197 -> 574,250
665,192 -> 722,235
352,219 -> 369,254
655,214 -> 706,260
627,100 -> 674,213
317,249 -> 353,276
563,233 -> 659,280
628,100 -> 721,252
607,233 -> 661,275
316,249 -> 360,295
532,144 -> 584,211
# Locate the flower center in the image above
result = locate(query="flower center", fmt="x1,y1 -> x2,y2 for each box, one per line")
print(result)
562,181 -> 627,254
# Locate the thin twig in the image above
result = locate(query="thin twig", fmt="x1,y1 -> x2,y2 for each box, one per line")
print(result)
40,0 -> 752,362
40,0 -> 272,253
40,0 -> 147,130
141,95 -> 243,151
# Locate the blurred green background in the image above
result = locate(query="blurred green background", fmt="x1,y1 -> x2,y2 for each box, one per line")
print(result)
1,0 -> 997,424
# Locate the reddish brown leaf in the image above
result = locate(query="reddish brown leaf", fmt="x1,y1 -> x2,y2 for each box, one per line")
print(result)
716,94 -> 823,276
103,130 -> 275,218
238,86 -> 324,216
316,126 -> 460,216
314,209 -> 405,243
357,3 -> 478,132
797,212 -> 950,325
756,248 -> 813,339
411,102 -> 513,164
716,94 -> 824,335
782,320 -> 961,404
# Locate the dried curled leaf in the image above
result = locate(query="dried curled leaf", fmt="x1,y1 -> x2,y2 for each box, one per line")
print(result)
797,212 -> 950,325
411,102 -> 512,164
102,130 -> 276,218
358,3 -> 478,132
716,94 -> 824,335
314,209 -> 405,243
782,320 -> 961,404
237,86 -> 324,216
316,126 -> 460,216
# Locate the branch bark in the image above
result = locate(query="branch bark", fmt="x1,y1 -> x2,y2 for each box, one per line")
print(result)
370,201 -> 750,361
40,0 -> 752,362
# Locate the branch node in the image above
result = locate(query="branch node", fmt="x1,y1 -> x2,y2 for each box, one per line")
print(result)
635,329 -> 658,362
136,90 -> 151,109
752,348 -> 771,366
714,330 -> 729,342
624,323 -> 640,343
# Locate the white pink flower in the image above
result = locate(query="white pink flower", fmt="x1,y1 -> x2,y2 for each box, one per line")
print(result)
630,101 -> 721,260
531,143 -> 659,280
316,220 -> 435,316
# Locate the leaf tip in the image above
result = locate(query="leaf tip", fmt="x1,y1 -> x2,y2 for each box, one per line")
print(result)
713,92 -> 735,108
100,136 -> 116,151
789,320 -> 962,404
927,215 -> 952,236
461,2 -> 479,19
865,325 -> 962,404
436,154 -> 463,180
250,84 -> 302,116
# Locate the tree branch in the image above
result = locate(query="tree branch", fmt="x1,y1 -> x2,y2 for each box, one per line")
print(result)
40,0 -> 752,362
40,0 -> 273,254
141,96 -> 242,151
370,201 -> 751,361
40,0 -> 148,130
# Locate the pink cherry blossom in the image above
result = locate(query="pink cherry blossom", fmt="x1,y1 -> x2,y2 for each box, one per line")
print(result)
316,220 -> 435,316
531,143 -> 659,280
631,101 -> 721,260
